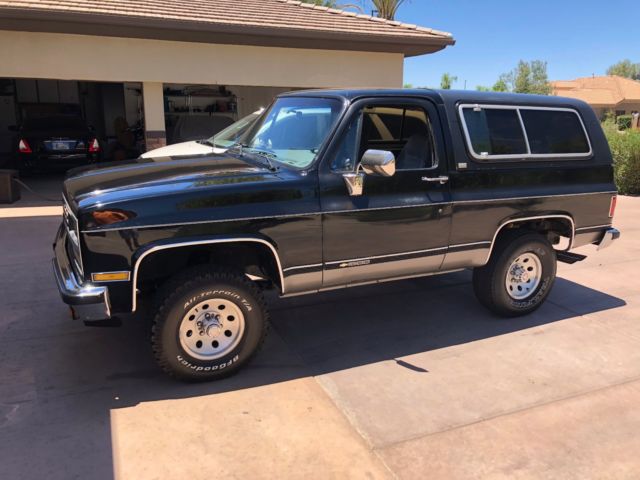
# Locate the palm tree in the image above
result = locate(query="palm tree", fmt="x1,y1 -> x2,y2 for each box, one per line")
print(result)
371,0 -> 407,20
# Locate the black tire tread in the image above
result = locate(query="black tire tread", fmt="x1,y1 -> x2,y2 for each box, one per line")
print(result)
151,265 -> 269,381
473,230 -> 555,317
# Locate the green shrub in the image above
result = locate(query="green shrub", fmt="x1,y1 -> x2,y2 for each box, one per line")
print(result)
617,115 -> 632,130
604,123 -> 640,194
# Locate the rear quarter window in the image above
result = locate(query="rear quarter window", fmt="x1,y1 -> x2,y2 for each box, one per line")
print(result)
459,104 -> 592,160
520,109 -> 590,154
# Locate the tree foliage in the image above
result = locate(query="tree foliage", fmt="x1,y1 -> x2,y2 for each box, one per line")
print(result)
504,60 -> 552,95
301,0 -> 409,18
475,78 -> 509,92
606,60 -> 640,80
440,73 -> 457,90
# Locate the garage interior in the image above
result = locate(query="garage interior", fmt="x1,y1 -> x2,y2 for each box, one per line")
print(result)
0,78 -> 290,171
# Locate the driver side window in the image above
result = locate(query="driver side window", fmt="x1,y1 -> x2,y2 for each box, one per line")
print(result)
331,104 -> 436,172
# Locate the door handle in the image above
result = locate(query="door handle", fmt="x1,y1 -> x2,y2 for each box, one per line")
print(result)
421,175 -> 449,185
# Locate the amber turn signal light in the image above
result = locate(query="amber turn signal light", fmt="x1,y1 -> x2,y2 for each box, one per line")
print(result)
91,272 -> 130,282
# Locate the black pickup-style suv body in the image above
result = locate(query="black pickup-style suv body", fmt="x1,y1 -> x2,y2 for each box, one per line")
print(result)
53,89 -> 620,380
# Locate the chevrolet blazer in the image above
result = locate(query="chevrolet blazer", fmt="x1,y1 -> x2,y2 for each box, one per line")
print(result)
53,89 -> 620,380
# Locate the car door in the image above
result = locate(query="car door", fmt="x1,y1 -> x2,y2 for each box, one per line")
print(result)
319,97 -> 452,287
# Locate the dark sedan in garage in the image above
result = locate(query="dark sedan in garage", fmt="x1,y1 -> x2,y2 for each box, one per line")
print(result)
12,114 -> 100,173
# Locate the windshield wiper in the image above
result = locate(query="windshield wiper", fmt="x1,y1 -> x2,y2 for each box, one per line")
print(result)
198,139 -> 215,147
230,144 -> 278,171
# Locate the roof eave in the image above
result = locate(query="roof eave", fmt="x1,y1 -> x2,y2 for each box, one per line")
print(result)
0,8 -> 455,57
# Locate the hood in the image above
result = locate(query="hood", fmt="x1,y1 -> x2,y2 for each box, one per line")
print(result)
140,140 -> 225,159
63,154 -> 273,210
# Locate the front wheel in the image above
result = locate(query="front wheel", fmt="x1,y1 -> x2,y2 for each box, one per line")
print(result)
473,232 -> 557,317
151,266 -> 269,381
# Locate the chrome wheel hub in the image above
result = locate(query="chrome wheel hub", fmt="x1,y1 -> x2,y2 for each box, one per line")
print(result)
179,298 -> 245,361
505,252 -> 542,300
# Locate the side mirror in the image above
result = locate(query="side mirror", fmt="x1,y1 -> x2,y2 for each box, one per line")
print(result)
342,149 -> 396,197
360,149 -> 396,177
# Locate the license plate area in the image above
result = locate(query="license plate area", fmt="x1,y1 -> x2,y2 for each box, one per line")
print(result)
45,140 -> 75,151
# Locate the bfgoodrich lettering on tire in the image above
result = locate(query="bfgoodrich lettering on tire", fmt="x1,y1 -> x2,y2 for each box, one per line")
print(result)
151,266 -> 269,381
473,231 -> 557,317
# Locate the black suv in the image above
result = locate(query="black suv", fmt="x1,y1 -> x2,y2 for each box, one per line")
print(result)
53,89 -> 620,381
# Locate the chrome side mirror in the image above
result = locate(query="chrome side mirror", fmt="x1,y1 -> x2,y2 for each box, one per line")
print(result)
360,149 -> 396,177
342,171 -> 365,196
341,149 -> 396,197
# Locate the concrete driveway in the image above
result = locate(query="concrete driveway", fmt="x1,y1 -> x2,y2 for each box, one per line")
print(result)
0,195 -> 639,480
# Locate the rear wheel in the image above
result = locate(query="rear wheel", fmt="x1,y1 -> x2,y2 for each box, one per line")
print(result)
151,266 -> 269,381
473,232 -> 557,317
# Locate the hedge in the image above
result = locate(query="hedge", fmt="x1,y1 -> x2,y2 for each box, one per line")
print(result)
617,115 -> 632,130
604,122 -> 640,195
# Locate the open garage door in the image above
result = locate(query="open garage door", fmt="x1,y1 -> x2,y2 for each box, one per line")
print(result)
0,78 -> 144,175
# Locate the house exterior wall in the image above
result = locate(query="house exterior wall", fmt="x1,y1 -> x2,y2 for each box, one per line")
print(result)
0,29 -> 405,150
0,30 -> 404,88
590,102 -> 640,120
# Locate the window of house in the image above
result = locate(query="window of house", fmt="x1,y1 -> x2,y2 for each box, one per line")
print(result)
460,105 -> 591,160
520,109 -> 590,154
332,105 -> 435,171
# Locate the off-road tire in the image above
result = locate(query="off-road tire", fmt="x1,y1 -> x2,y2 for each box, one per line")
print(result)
151,266 -> 269,381
473,231 -> 557,317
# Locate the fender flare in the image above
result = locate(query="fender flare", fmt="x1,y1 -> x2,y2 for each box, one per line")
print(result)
484,214 -> 575,265
130,237 -> 284,312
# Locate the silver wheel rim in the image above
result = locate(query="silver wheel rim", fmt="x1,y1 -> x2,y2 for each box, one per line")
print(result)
179,298 -> 245,361
505,252 -> 543,300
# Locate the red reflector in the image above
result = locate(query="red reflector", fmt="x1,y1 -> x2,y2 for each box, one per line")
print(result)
609,195 -> 617,218
18,139 -> 32,153
89,138 -> 100,153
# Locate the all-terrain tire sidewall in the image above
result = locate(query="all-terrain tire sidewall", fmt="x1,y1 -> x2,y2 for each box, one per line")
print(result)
154,277 -> 265,381
491,235 -> 557,316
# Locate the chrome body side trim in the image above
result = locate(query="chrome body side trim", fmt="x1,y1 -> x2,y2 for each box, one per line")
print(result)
281,268 -> 465,298
131,237 -> 285,312
484,214 -> 576,264
325,246 -> 448,266
80,191 -> 617,233
452,190 -> 616,204
283,263 -> 323,272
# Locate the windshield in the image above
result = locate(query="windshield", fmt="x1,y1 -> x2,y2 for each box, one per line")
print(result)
239,97 -> 344,169
208,110 -> 263,149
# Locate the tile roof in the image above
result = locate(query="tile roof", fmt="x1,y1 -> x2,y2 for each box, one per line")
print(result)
0,0 -> 454,55
551,76 -> 640,106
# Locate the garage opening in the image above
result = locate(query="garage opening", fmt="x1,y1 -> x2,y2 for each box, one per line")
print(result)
162,83 -> 292,146
0,78 -> 295,204
0,78 -> 144,172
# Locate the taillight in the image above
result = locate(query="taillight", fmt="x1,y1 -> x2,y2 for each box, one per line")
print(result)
88,138 -> 100,153
18,139 -> 32,153
609,195 -> 617,218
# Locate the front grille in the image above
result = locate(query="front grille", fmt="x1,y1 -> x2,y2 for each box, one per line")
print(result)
62,195 -> 84,280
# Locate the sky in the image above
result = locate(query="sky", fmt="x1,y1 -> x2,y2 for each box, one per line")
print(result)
390,0 -> 640,89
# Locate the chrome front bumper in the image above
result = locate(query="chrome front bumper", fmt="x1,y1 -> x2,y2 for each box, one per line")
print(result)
52,226 -> 111,321
597,227 -> 620,251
